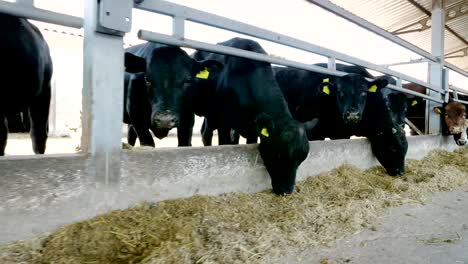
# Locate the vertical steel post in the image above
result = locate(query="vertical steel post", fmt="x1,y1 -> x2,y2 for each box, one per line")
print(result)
442,68 -> 450,103
173,16 -> 185,39
426,0 -> 445,134
82,0 -> 129,186
327,57 -> 336,70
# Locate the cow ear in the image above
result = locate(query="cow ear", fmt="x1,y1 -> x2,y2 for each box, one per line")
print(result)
367,78 -> 388,93
124,52 -> 146,73
255,113 -> 275,139
433,106 -> 443,115
193,59 -> 224,80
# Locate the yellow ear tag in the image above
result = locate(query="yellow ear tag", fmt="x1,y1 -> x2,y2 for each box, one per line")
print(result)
434,108 -> 442,114
261,128 -> 269,137
322,78 -> 330,95
196,68 -> 210,79
368,84 -> 378,93
411,100 -> 418,106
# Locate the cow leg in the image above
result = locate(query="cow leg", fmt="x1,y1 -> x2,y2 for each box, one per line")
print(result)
177,115 -> 194,147
201,118 -> 213,146
29,88 -> 51,154
0,116 -> 7,156
218,127 -> 236,145
133,126 -> 155,147
127,125 -> 137,146
231,130 -> 240,144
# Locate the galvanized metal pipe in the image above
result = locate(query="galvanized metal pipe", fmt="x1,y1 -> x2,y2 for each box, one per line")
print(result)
139,30 -> 444,103
0,0 -> 83,28
139,29 -> 346,76
134,0 -> 444,93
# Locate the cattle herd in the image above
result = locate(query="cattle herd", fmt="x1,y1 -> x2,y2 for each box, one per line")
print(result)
1,14 -> 467,195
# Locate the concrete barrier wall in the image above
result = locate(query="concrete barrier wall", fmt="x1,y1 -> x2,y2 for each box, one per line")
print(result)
0,135 -> 458,244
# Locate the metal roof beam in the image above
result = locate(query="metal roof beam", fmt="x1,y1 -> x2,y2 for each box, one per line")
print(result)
392,3 -> 468,35
305,0 -> 467,77
305,0 -> 437,61
446,47 -> 468,59
395,0 -> 468,46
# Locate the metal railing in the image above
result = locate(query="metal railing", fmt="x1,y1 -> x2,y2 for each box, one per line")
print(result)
0,0 -> 83,28
450,85 -> 468,105
134,0 -> 446,103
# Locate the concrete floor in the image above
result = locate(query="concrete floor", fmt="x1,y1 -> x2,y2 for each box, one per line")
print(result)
279,184 -> 468,264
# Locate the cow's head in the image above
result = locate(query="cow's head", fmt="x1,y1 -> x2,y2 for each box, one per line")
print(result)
370,126 -> 408,176
256,113 -> 311,195
434,102 -> 467,146
125,46 -> 222,137
320,74 -> 389,127
366,88 -> 408,176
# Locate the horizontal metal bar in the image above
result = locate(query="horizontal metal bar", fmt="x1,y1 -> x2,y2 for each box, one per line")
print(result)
139,30 -> 346,76
445,64 -> 468,78
139,30 -> 444,104
382,58 -> 429,67
452,98 -> 468,104
0,0 -> 83,28
134,0 -> 443,93
386,83 -> 444,103
449,85 -> 468,94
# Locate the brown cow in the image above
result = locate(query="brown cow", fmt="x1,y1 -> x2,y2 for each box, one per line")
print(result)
434,102 -> 467,146
403,83 -> 468,144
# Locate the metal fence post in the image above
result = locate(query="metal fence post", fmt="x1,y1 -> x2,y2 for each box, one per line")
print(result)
442,68 -> 449,103
82,0 -> 131,187
327,57 -> 336,70
173,16 -> 185,39
426,0 -> 445,134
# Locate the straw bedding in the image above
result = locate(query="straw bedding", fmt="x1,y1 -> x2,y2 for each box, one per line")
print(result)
1,147 -> 467,264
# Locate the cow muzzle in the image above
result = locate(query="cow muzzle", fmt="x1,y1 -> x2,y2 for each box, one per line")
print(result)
344,112 -> 360,124
456,137 -> 467,146
388,167 -> 405,176
153,112 -> 178,129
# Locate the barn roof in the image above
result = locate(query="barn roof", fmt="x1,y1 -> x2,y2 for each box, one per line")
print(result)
324,0 -> 467,74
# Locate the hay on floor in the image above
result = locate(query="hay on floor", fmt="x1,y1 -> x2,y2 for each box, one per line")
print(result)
1,147 -> 468,264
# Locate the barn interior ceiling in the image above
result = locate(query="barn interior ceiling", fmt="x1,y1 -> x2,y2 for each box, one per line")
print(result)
326,0 -> 468,72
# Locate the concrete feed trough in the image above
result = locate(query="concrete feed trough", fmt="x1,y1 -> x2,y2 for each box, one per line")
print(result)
0,135 -> 459,245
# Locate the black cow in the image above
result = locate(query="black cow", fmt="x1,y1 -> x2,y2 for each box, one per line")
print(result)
123,42 -> 222,147
6,110 -> 30,133
194,38 -> 311,195
0,14 -> 52,156
276,63 -> 408,176
358,76 -> 408,176
273,65 -> 388,140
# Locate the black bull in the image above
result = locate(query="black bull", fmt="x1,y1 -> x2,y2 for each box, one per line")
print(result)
0,14 -> 52,156
275,64 -> 408,176
193,38 -> 311,195
123,42 -> 222,147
